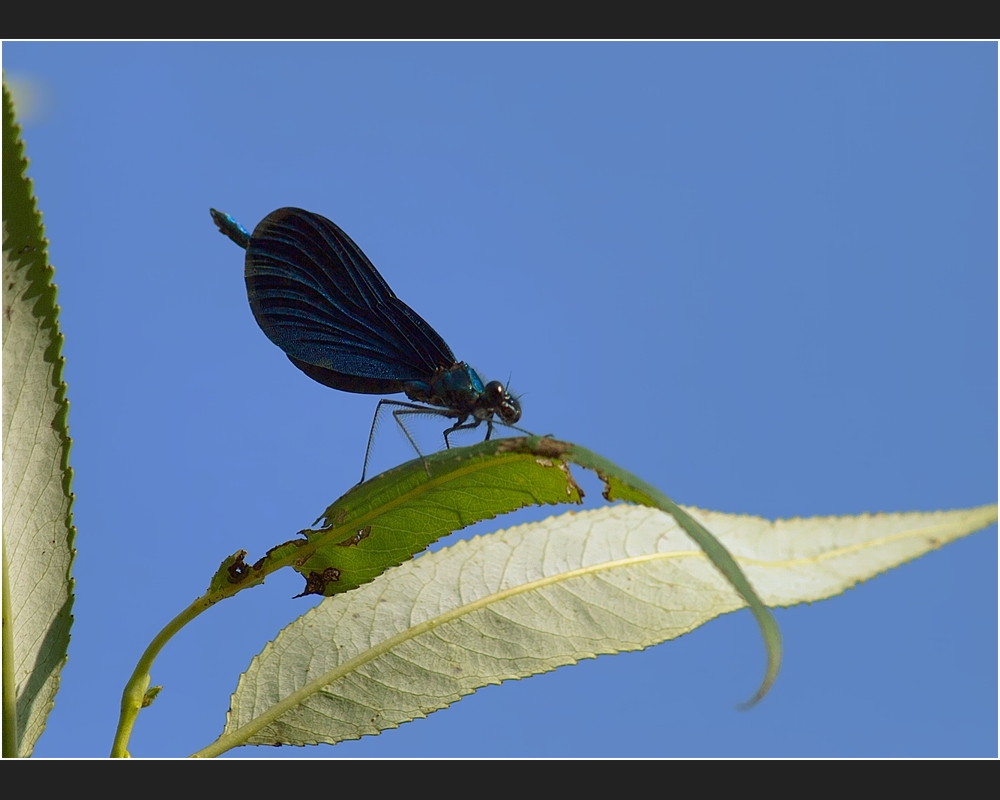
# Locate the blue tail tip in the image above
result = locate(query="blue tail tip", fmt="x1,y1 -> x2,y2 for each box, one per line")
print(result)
210,208 -> 251,250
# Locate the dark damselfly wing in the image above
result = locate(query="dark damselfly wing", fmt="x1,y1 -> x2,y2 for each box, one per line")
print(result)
245,207 -> 456,394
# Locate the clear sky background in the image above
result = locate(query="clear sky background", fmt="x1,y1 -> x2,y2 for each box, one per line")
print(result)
2,42 -> 996,758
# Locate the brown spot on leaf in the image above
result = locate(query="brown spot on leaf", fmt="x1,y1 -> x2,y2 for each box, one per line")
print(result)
598,471 -> 615,502
337,525 -> 372,547
296,567 -> 342,597
495,436 -> 529,454
227,552 -> 251,582
533,436 -> 570,458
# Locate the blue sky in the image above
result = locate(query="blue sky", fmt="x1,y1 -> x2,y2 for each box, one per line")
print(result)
2,42 -> 996,758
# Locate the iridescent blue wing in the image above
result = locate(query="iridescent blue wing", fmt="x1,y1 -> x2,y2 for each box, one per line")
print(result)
244,207 -> 456,394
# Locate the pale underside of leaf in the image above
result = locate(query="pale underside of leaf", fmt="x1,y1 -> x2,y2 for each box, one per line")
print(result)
2,82 -> 76,757
213,502 -> 996,751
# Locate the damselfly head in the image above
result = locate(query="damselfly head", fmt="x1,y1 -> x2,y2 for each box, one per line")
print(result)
483,380 -> 522,425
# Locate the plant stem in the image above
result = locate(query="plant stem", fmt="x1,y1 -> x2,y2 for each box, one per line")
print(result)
2,538 -> 18,757
109,596 -> 214,757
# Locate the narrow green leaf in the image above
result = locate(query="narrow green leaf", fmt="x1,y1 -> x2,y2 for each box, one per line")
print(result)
209,437 -> 776,704
219,437 -> 583,600
203,502 -> 994,753
1,79 -> 76,758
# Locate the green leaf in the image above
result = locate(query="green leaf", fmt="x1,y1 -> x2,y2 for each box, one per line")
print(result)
299,436 -> 583,596
205,437 -> 778,704
2,78 -> 76,758
214,437 -> 777,699
112,436 -> 779,756
213,437 -> 585,601
200,502 -> 995,754
117,436 -> 780,756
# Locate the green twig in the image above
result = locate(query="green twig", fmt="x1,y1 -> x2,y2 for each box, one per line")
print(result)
110,596 -> 212,757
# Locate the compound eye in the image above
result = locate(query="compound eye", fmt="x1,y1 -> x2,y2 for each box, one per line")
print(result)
484,381 -> 505,402
501,397 -> 522,425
